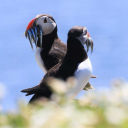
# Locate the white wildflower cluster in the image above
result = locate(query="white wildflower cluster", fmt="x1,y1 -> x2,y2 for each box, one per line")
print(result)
0,79 -> 128,127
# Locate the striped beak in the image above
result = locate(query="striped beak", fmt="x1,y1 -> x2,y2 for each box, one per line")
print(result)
24,18 -> 43,50
85,32 -> 93,53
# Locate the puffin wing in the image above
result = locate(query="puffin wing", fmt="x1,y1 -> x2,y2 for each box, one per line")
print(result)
21,85 -> 42,96
53,38 -> 67,52
39,39 -> 66,71
48,45 -> 66,65
21,63 -> 61,96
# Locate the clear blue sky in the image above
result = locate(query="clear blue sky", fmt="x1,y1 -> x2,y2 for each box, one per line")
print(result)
0,0 -> 128,111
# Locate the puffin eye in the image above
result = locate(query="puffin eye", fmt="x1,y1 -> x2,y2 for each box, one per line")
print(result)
44,18 -> 47,23
83,30 -> 87,35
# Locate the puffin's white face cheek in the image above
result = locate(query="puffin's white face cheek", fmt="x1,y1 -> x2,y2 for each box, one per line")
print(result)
76,34 -> 87,45
40,23 -> 56,35
36,16 -> 56,35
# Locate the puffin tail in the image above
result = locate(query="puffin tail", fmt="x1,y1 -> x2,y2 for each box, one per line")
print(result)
21,85 -> 42,96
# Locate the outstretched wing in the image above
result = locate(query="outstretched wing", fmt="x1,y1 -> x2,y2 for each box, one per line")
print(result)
21,85 -> 42,96
21,63 -> 61,96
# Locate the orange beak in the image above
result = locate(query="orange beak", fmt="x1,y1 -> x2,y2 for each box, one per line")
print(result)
87,32 -> 90,37
26,18 -> 36,30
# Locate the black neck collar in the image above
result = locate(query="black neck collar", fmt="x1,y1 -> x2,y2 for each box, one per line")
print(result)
66,37 -> 88,63
37,26 -> 58,53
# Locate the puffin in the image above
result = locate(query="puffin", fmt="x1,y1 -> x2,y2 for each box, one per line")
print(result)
24,14 -> 96,90
25,14 -> 66,73
22,26 -> 93,102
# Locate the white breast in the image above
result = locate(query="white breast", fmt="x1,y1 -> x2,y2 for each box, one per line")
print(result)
35,47 -> 47,73
66,57 -> 92,99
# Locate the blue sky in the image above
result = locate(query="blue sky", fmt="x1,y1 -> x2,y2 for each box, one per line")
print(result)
0,0 -> 128,111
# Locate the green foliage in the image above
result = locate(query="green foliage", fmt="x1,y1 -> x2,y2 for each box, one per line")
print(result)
0,79 -> 128,128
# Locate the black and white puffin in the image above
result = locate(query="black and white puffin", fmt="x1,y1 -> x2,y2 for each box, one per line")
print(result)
22,26 -> 93,102
25,14 -> 66,73
24,14 -> 96,90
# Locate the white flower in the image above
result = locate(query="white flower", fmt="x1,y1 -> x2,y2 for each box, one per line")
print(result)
105,106 -> 127,125
47,77 -> 68,95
